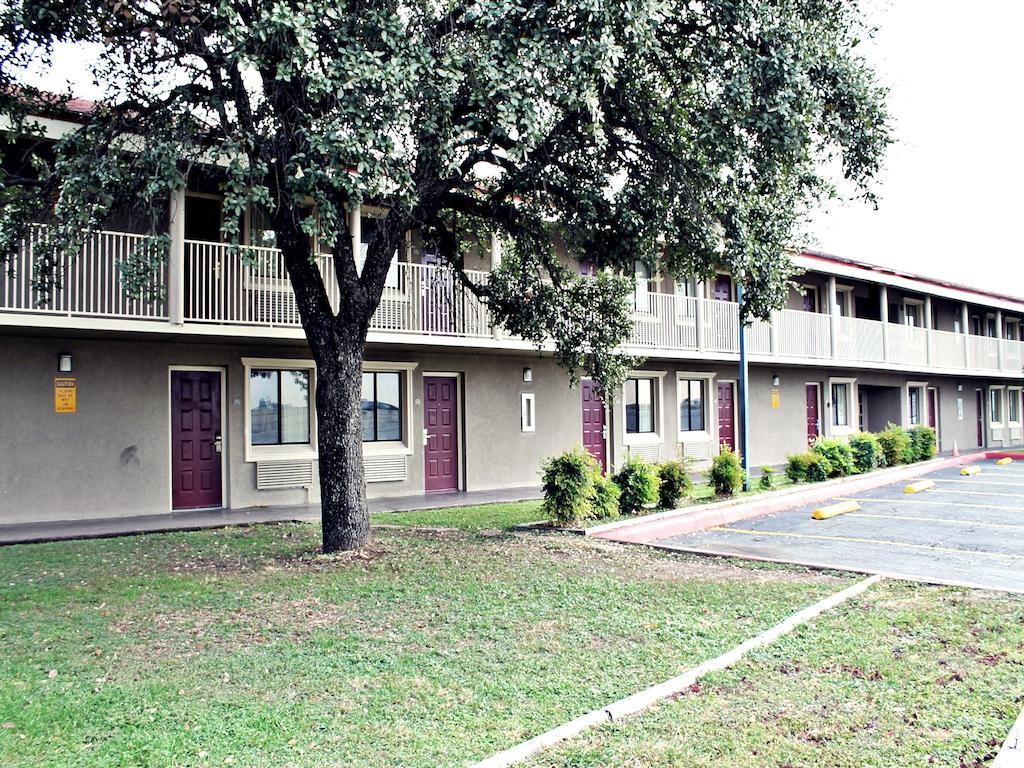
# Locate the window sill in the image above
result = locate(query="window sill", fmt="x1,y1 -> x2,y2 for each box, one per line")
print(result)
678,430 -> 711,443
363,441 -> 414,457
246,445 -> 318,463
624,433 -> 661,447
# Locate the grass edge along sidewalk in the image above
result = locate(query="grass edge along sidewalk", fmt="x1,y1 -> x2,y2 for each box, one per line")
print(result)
470,574 -> 882,768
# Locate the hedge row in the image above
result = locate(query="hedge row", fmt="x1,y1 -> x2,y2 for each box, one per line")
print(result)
541,446 -> 750,526
786,424 -> 936,483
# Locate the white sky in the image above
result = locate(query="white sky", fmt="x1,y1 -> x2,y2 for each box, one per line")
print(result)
807,0 -> 1024,295
24,2 -> 1024,295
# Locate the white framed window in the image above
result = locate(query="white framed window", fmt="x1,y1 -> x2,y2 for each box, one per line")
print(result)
1007,318 -> 1021,341
828,378 -> 856,434
986,314 -> 998,338
1008,387 -> 1021,426
521,392 -> 536,432
355,211 -> 400,290
361,361 -> 418,455
243,357 -> 318,462
990,386 -> 1004,426
799,284 -> 819,313
835,286 -> 854,317
675,277 -> 697,297
632,260 -> 652,313
902,298 -> 923,327
623,371 -> 666,445
679,379 -> 706,433
908,386 -> 923,426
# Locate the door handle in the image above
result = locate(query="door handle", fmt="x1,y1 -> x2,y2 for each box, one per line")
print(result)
214,435 -> 223,453
423,428 -> 430,446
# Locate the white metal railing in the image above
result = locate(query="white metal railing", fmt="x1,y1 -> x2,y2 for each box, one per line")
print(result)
1,226 -> 166,319
184,241 -> 493,338
3,231 -> 1023,378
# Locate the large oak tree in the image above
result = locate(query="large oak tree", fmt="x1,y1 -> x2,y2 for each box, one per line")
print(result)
0,0 -> 889,551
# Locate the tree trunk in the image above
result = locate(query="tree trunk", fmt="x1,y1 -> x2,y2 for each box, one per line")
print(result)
314,332 -> 371,553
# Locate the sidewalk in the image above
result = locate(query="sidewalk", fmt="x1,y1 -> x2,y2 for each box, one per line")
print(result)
0,486 -> 542,546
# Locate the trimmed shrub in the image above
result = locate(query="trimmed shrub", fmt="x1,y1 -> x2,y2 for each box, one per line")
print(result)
812,438 -> 856,478
785,452 -> 810,483
758,466 -> 775,491
541,446 -> 605,526
708,447 -> 744,496
848,432 -> 882,474
656,459 -> 692,509
613,457 -> 661,516
591,473 -> 621,521
877,423 -> 914,466
804,451 -> 833,482
909,425 -> 937,462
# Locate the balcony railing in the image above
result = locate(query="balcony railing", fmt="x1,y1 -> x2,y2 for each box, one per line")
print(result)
0,226 -> 166,319
2,228 -> 1023,377
626,291 -> 1024,375
184,240 -> 493,338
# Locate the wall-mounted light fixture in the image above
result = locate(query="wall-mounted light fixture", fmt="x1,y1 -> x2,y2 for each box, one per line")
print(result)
523,367 -> 533,383
57,352 -> 73,373
772,374 -> 781,387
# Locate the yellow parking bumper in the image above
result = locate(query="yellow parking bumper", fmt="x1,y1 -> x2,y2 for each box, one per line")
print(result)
812,500 -> 860,520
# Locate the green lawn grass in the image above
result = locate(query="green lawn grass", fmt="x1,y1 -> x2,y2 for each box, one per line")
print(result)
526,580 -> 1024,768
0,511 -> 845,768
371,499 -> 544,530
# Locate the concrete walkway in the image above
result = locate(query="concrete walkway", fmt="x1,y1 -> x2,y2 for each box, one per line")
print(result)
0,486 -> 542,546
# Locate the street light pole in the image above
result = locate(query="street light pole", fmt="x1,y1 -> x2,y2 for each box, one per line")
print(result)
736,282 -> 751,491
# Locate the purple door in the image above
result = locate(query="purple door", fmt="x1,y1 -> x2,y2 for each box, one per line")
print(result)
171,370 -> 222,510
717,383 -> 736,452
713,274 -> 733,301
805,384 -> 820,446
976,389 -> 984,447
424,376 -> 459,492
581,380 -> 606,471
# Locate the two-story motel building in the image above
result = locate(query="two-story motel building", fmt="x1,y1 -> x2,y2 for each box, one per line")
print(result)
2,102 -> 1023,526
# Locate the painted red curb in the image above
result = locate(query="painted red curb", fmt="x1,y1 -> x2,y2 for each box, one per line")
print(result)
593,451 -> 992,545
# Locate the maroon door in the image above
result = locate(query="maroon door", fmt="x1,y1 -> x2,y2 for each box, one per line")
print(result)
927,389 -> 937,429
171,370 -> 222,510
717,382 -> 736,452
805,384 -> 820,446
713,274 -> 733,301
802,289 -> 817,312
424,376 -> 459,492
976,389 -> 984,447
581,380 -> 606,471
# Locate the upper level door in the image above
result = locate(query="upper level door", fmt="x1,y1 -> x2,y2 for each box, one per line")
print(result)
713,274 -> 733,302
171,370 -> 223,510
581,379 -> 607,471
424,376 -> 459,492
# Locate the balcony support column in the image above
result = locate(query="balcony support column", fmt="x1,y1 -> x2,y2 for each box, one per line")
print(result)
168,186 -> 186,325
961,303 -> 971,368
879,285 -> 889,363
924,295 -> 933,365
695,280 -> 706,352
826,275 -> 838,359
491,233 -> 503,341
996,309 -> 1004,370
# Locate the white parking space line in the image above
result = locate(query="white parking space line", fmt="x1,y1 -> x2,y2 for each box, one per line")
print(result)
842,497 -> 1023,513
932,479 -> 1024,488
915,488 -> 1024,500
851,513 -> 1024,531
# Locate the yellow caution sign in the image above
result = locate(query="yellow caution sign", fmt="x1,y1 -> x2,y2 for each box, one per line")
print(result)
54,377 -> 77,413
995,457 -> 1014,466
960,465 -> 981,476
812,500 -> 860,520
904,479 -> 934,494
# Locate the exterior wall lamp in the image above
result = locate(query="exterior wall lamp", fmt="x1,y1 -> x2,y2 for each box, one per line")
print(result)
522,367 -> 533,383
772,374 -> 781,387
57,352 -> 73,373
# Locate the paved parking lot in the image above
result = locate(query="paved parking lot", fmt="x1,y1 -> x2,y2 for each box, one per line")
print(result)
656,460 -> 1024,593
